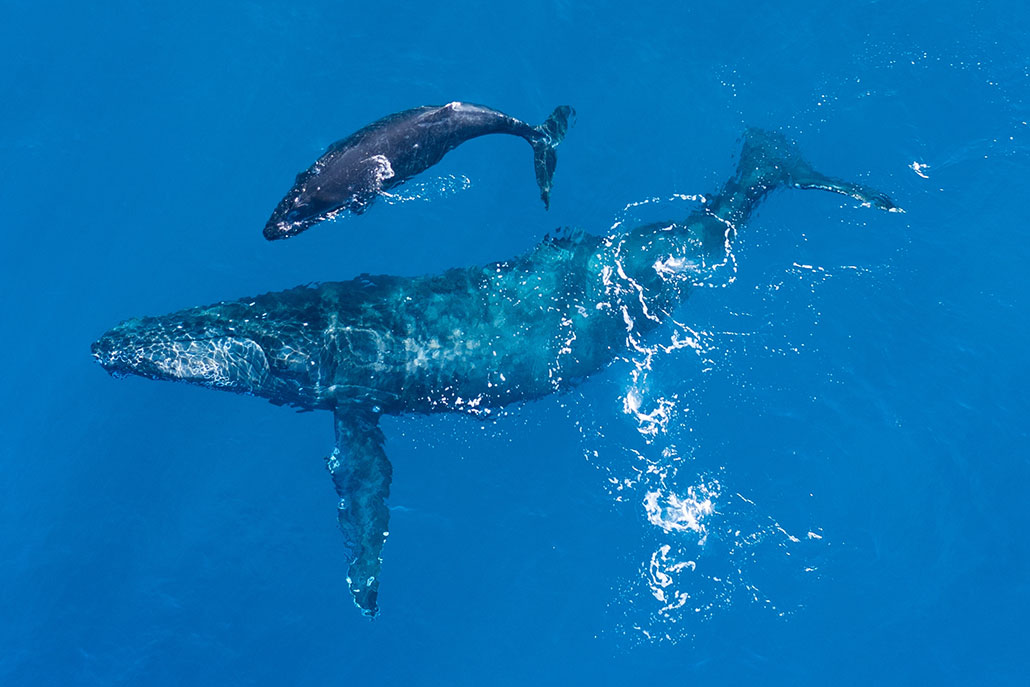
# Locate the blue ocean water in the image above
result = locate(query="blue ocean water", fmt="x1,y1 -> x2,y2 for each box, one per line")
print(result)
2,0 -> 1028,683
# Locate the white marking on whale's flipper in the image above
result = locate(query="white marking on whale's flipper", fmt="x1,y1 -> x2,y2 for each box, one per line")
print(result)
365,154 -> 396,182
327,155 -> 398,218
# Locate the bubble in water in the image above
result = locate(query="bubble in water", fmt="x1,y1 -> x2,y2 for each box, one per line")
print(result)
379,174 -> 473,205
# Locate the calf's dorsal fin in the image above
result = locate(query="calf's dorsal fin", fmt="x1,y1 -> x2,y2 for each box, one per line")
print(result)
326,405 -> 392,617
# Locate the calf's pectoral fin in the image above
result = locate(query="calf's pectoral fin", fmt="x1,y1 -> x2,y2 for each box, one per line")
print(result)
345,155 -> 398,216
325,405 -> 392,617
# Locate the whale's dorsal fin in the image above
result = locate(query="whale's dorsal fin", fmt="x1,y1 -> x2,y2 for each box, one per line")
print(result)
326,406 -> 392,617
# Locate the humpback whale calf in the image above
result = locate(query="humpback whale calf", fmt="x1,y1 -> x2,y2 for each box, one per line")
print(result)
94,130 -> 896,616
263,102 -> 575,240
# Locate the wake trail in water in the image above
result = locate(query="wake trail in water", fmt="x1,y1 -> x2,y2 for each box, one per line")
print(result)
379,174 -> 473,205
564,193 -> 843,644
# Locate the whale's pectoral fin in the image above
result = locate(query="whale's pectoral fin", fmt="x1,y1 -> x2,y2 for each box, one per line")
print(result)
325,406 -> 392,617
349,197 -> 373,216
344,155 -> 397,216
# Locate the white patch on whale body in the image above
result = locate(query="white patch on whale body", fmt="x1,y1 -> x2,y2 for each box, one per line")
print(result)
366,154 -> 396,182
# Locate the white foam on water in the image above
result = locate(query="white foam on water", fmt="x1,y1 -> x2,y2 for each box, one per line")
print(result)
559,193 -> 847,644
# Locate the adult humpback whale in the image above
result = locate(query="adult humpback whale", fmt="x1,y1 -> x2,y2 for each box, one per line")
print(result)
93,130 -> 897,616
263,102 -> 575,240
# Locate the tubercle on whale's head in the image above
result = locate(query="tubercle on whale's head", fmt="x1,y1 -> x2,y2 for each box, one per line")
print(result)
263,195 -> 320,240
264,202 -> 356,240
91,309 -> 277,396
263,217 -> 308,241
264,191 -> 362,240
263,173 -> 329,240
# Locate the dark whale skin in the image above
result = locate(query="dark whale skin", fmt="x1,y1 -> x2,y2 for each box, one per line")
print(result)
264,102 -> 574,240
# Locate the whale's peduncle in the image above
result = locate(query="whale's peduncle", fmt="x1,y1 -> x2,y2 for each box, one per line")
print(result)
599,129 -> 898,341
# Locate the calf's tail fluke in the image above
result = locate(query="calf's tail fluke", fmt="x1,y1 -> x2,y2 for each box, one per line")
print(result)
530,105 -> 575,209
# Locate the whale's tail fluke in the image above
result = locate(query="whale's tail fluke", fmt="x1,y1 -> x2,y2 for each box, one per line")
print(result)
694,128 -> 898,251
708,128 -> 899,225
530,105 -> 575,210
